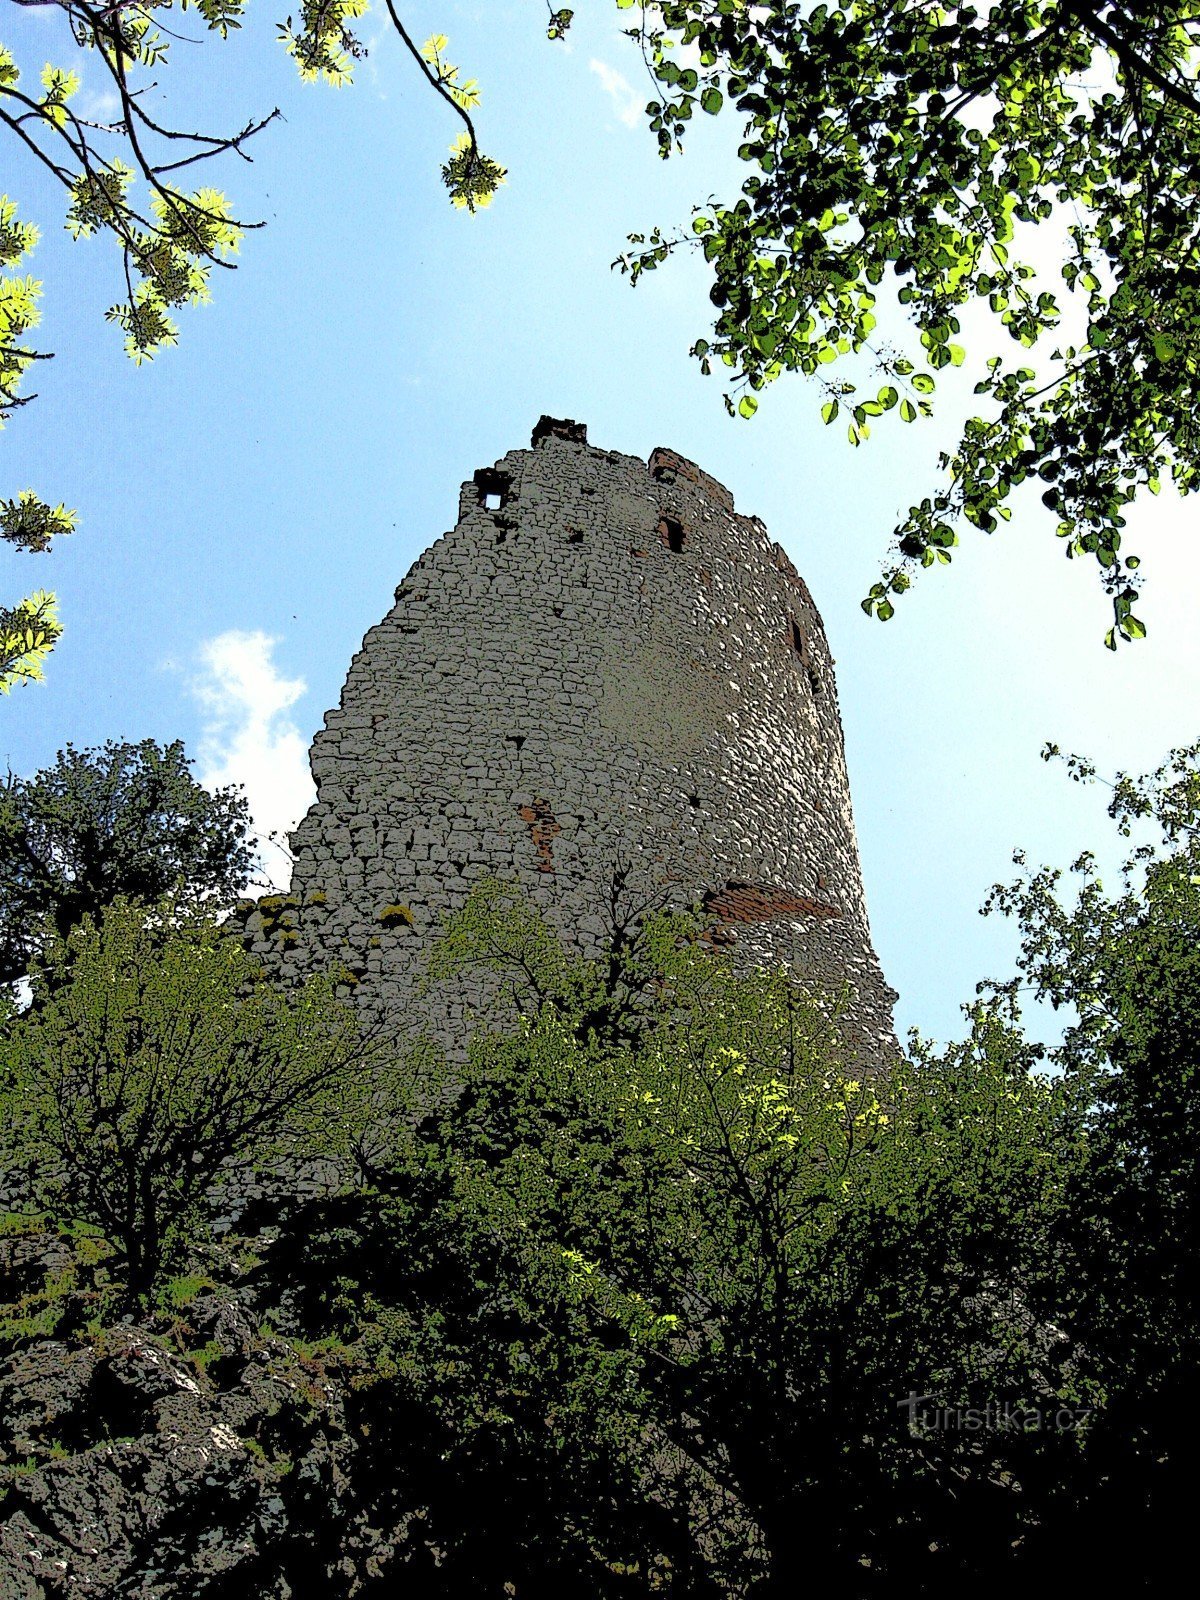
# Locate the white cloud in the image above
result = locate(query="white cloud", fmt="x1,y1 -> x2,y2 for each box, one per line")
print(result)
589,58 -> 642,128
190,631 -> 315,891
360,10 -> 397,93
77,89 -> 121,123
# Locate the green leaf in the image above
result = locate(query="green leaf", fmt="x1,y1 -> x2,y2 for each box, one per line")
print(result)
565,2 -> 1200,645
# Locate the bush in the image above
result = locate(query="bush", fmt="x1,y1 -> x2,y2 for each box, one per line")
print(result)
2,899 -> 369,1301
260,881 -> 1081,1593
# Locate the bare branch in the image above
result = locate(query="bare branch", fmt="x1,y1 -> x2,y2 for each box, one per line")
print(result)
382,0 -> 481,161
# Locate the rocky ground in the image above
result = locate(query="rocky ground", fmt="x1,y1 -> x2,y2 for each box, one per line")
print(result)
0,1216 -> 441,1599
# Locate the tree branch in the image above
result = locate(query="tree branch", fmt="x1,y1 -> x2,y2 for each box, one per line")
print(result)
1070,1 -> 1200,118
382,0 -> 480,160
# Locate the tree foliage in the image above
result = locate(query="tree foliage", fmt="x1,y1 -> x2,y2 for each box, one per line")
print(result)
2,3 -> 501,379
265,879 -> 1082,1592
276,850 -> 1200,1587
2,188 -> 75,689
0,587 -> 60,693
1,1 -> 502,685
982,741 -> 1200,1572
602,1 -> 1200,645
0,737 -> 253,983
1,897 -> 366,1301
1,819 -> 1197,1585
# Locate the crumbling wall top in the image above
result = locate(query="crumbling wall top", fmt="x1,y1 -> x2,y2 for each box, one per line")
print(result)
260,419 -> 896,1066
647,446 -> 736,514
531,415 -> 589,448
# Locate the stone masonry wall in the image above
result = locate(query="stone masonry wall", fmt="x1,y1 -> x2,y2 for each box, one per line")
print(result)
243,419 -> 897,1062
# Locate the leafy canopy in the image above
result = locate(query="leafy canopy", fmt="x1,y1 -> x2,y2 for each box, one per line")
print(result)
601,1 -> 1200,647
2,4 -> 501,381
0,737 -> 253,983
979,740 -> 1200,1570
375,878 -> 1081,1587
1,3 -> 502,686
330,853 -> 1200,1584
1,897 -> 366,1301
5,846 -> 1198,1585
985,741 -> 1200,1332
0,588 -> 60,695
1,188 -> 75,690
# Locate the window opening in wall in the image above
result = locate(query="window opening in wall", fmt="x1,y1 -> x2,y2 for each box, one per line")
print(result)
790,618 -> 822,696
659,515 -> 685,553
568,529 -> 584,544
474,468 -> 512,511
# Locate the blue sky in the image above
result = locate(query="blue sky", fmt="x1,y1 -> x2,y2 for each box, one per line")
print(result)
3,1 -> 1199,1045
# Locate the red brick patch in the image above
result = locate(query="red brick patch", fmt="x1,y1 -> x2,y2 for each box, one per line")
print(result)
519,798 -> 561,872
702,880 -> 840,925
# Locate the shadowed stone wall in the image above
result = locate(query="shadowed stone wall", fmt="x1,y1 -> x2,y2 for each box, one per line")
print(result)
243,418 -> 896,1061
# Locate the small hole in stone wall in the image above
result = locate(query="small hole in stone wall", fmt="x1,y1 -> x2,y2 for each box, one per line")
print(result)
790,618 -> 805,656
688,793 -> 701,809
474,468 -> 512,510
495,529 -> 508,543
659,515 -> 686,553
568,529 -> 584,544
652,464 -> 677,485
553,605 -> 564,617
507,734 -> 526,750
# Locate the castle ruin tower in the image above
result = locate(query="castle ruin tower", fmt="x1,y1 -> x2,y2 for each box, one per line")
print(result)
252,418 -> 896,1060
